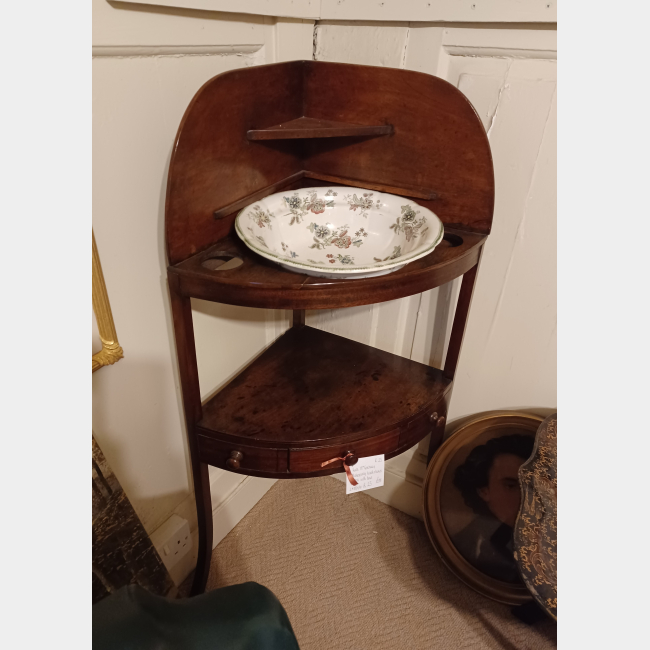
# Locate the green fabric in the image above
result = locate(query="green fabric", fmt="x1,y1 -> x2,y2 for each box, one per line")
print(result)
92,582 -> 300,650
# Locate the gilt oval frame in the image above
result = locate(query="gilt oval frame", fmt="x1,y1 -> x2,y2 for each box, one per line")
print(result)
422,411 -> 543,605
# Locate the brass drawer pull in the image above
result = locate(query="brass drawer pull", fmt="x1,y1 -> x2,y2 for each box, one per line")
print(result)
430,412 -> 446,428
226,450 -> 244,470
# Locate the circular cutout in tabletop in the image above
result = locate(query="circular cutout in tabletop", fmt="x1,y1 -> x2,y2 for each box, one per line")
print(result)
442,233 -> 463,248
202,254 -> 244,271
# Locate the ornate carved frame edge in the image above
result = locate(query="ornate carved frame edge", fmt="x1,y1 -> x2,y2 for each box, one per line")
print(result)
92,231 -> 124,373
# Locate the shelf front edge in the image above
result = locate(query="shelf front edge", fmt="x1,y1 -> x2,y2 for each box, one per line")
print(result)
168,238 -> 484,310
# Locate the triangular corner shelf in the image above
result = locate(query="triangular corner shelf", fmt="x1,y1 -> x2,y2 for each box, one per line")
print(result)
247,116 -> 393,140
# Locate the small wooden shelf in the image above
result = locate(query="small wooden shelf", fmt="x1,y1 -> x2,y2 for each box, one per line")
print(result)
247,116 -> 393,140
169,228 -> 485,310
195,326 -> 452,478
211,170 -> 437,220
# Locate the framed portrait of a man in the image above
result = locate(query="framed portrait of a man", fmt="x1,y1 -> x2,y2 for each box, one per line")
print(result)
423,412 -> 543,604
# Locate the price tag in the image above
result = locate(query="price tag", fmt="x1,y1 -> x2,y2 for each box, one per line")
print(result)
346,454 -> 384,495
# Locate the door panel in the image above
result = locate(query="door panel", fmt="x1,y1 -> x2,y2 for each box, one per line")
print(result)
312,26 -> 556,515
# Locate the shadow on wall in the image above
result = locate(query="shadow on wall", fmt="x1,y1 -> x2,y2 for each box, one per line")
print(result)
92,355 -> 193,534
444,407 -> 557,442
426,280 -> 458,370
154,143 -> 282,496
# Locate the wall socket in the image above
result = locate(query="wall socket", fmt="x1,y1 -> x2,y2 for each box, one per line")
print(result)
150,514 -> 195,586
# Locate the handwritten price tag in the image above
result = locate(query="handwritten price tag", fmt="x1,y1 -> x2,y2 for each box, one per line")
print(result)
346,455 -> 385,495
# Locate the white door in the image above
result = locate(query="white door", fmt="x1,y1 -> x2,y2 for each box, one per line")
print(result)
93,1 -> 556,557
310,24 -> 557,517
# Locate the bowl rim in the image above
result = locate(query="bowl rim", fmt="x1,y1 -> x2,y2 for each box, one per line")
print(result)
234,187 -> 445,275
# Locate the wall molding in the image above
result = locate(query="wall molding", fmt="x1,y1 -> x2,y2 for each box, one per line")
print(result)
113,0 -> 556,23
210,475 -> 277,550
444,46 -> 556,60
441,26 -> 556,56
92,44 -> 264,58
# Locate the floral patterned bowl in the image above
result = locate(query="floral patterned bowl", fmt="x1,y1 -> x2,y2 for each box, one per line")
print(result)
235,186 -> 444,279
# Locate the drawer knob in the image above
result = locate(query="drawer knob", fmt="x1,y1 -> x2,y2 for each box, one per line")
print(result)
226,450 -> 244,470
430,412 -> 439,423
320,451 -> 359,486
436,416 -> 446,428
344,452 -> 358,467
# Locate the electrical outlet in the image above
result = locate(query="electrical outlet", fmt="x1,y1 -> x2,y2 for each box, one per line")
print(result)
150,514 -> 195,586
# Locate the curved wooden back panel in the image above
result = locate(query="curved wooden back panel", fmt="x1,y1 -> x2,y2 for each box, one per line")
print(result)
303,62 -> 494,235
165,61 -> 304,265
165,60 -> 493,265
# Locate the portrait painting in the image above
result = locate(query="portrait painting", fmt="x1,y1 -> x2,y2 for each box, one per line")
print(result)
442,430 -> 534,583
423,412 -> 543,604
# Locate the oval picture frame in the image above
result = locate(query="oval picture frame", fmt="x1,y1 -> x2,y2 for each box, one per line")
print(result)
422,411 -> 543,605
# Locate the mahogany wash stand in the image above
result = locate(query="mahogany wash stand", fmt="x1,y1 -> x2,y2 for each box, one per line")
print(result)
165,61 -> 494,595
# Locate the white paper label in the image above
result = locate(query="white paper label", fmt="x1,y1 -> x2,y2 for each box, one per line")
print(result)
346,454 -> 385,495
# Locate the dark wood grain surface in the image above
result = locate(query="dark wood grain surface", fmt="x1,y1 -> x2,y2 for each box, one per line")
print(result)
303,62 -> 494,235
165,60 -> 494,266
247,116 -> 393,140
168,276 -> 213,595
211,169 -> 435,222
197,325 -> 451,447
165,61 -> 304,264
302,170 -> 437,200
163,60 -> 494,593
170,228 -> 485,310
212,171 -> 305,221
197,436 -> 287,474
288,428 -> 401,474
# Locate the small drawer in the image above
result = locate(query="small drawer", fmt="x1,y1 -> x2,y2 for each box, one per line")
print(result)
399,399 -> 449,449
289,428 -> 400,474
399,410 -> 434,451
197,435 -> 286,474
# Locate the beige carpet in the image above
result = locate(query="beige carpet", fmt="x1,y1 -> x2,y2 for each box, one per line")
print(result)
206,477 -> 556,650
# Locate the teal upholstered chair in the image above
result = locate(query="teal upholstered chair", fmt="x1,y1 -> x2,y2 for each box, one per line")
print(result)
93,582 -> 300,650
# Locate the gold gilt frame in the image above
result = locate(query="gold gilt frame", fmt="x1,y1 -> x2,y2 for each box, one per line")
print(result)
92,231 -> 124,372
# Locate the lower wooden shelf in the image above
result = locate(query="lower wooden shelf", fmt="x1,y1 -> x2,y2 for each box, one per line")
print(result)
195,325 -> 451,478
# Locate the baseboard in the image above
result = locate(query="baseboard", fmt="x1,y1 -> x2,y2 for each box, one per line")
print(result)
332,464 -> 425,520
161,473 -> 277,585
170,453 -> 424,587
164,465 -> 421,586
210,474 -> 277,549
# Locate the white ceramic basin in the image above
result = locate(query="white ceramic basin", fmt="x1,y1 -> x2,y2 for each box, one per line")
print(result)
235,186 -> 444,279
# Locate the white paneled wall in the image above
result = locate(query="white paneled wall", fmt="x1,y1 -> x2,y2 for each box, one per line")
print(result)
92,0 -> 556,569
313,24 -> 556,517
117,0 -> 556,23
92,0 -> 313,539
